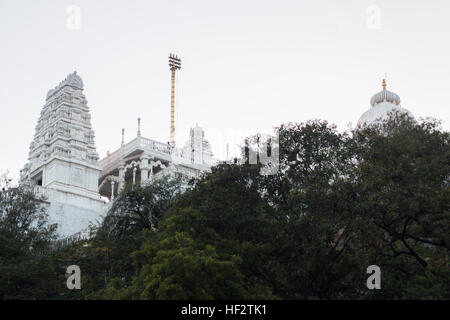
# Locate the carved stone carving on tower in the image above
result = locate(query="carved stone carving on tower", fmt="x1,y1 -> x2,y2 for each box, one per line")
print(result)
20,71 -> 106,238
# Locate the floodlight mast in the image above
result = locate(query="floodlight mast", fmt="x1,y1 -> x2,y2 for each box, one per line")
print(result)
169,54 -> 181,146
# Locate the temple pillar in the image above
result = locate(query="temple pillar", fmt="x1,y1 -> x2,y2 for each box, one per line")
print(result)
111,181 -> 115,201
149,161 -> 155,182
140,155 -> 149,186
132,167 -> 137,185
118,161 -> 126,191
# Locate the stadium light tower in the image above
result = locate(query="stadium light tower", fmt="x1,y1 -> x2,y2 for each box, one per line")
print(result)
169,53 -> 181,146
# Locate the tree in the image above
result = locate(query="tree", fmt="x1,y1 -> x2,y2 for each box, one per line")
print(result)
353,113 -> 450,269
129,227 -> 246,299
3,113 -> 448,300
101,173 -> 188,239
350,113 -> 450,298
109,164 -> 278,299
0,175 -> 59,299
255,121 -> 366,299
93,116 -> 449,299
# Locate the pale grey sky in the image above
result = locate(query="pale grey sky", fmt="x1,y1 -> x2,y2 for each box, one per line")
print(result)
1,0 -> 449,182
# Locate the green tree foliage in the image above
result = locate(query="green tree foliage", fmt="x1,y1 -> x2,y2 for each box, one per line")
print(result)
129,229 -> 246,299
1,113 -> 448,300
257,121 -> 366,299
127,164 -> 279,299
353,114 -> 450,266
101,173 -> 188,239
0,176 -> 59,299
352,113 -> 450,298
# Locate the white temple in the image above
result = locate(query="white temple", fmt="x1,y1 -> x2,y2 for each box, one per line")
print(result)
357,79 -> 415,128
20,71 -> 215,238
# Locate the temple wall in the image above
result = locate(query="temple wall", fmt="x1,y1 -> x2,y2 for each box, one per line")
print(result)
45,200 -> 107,238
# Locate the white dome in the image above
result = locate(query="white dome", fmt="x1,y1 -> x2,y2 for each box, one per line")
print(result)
357,101 -> 414,128
357,79 -> 414,128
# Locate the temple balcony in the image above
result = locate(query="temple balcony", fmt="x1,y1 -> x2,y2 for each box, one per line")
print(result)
99,136 -> 173,180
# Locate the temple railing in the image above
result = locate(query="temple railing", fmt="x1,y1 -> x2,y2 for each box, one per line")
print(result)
99,138 -> 140,175
100,137 -> 175,176
140,137 -> 172,154
99,136 -> 218,180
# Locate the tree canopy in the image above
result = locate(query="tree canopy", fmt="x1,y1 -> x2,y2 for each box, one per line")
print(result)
1,114 -> 449,299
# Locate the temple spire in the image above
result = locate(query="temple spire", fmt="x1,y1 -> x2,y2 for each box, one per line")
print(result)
382,78 -> 387,91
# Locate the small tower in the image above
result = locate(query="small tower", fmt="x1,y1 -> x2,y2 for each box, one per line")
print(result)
168,53 -> 181,146
182,124 -> 213,166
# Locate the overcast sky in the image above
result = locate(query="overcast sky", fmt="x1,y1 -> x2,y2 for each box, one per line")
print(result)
1,0 -> 449,182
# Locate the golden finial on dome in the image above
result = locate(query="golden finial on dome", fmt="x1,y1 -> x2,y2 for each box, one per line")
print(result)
382,78 -> 387,91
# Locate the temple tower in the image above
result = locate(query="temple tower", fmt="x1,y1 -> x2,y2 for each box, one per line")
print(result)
20,72 -> 105,237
